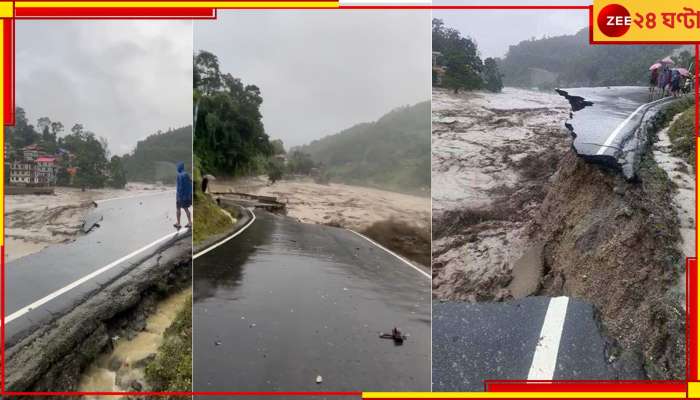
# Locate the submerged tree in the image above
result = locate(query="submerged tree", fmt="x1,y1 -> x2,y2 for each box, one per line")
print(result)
482,58 -> 503,93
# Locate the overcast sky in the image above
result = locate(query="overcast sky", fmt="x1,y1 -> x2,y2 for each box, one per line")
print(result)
195,11 -> 430,148
16,21 -> 192,156
434,1 -> 588,59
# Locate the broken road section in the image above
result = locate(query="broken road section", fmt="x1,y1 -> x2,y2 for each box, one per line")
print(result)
556,87 -> 684,180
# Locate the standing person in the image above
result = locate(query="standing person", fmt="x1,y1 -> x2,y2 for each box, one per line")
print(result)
175,161 -> 192,229
671,69 -> 681,97
658,66 -> 670,97
649,67 -> 659,98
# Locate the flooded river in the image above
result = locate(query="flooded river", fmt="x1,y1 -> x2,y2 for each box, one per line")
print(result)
78,288 -> 192,396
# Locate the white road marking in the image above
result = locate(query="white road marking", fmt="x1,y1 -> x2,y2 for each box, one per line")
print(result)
95,190 -> 174,204
596,96 -> 669,156
348,229 -> 431,280
5,228 -> 186,324
527,296 -> 570,380
193,208 -> 256,260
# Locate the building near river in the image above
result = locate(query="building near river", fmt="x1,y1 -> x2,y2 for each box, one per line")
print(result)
8,147 -> 60,186
35,156 -> 58,185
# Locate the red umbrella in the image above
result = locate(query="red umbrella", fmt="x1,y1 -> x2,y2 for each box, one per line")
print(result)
660,56 -> 674,65
649,63 -> 662,70
673,67 -> 690,77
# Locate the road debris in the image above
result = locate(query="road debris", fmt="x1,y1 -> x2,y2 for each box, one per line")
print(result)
380,327 -> 407,344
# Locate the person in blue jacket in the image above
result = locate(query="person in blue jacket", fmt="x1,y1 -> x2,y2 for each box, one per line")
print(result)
175,161 -> 192,229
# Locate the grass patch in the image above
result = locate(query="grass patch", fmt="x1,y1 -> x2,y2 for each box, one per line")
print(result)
193,192 -> 234,244
193,156 -> 234,244
145,296 -> 192,394
667,106 -> 695,170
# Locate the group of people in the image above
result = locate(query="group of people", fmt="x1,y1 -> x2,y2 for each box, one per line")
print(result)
649,64 -> 691,99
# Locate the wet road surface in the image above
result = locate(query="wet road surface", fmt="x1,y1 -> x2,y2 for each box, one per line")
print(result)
557,86 -> 681,178
5,191 -> 187,345
193,211 -> 431,392
432,297 -> 615,391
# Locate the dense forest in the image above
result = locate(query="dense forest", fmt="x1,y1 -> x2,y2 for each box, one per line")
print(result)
6,107 -> 126,189
498,28 -> 691,88
193,50 -> 273,177
121,126 -> 192,184
294,101 -> 430,195
432,18 -> 503,93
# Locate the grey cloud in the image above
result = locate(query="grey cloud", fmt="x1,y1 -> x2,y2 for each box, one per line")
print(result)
16,20 -> 192,156
434,2 -> 588,59
195,10 -> 430,148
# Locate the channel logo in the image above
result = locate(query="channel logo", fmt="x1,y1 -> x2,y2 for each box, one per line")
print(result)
597,3 -> 631,37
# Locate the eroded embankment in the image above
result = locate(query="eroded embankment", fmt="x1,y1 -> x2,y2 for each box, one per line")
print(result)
5,237 -> 192,393
532,151 -> 684,379
432,87 -> 688,379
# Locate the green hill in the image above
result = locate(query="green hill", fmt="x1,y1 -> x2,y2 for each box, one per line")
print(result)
122,126 -> 192,184
498,28 -> 688,88
295,101 -> 430,195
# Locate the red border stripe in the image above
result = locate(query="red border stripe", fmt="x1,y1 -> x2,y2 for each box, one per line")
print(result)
15,7 -> 217,18
689,258 -> 698,381
695,44 -> 699,136
3,18 -> 13,126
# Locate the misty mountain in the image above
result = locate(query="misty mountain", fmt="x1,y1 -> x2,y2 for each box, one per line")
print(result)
122,126 -> 192,184
295,101 -> 430,195
498,28 -> 688,88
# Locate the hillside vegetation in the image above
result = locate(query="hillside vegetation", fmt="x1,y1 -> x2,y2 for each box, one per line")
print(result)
122,126 -> 192,184
432,18 -> 503,93
295,101 -> 430,194
667,106 -> 695,169
194,50 -> 273,177
498,28 -> 689,88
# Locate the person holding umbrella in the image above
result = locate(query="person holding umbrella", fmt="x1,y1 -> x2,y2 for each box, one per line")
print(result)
649,62 -> 661,98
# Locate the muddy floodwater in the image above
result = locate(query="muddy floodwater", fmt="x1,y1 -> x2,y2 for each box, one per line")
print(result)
78,288 -> 192,396
210,177 -> 430,233
431,87 -> 570,301
5,183 -> 172,262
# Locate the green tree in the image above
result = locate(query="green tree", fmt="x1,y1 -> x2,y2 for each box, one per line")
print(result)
194,49 -> 273,177
271,139 -> 286,155
432,18 -> 492,93
108,155 -> 127,188
482,57 -> 503,93
61,128 -> 109,188
267,158 -> 284,183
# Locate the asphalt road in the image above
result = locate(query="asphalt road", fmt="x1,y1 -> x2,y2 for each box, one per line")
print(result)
5,190 -> 188,346
557,86 -> 680,178
432,297 -> 616,391
193,211 -> 431,392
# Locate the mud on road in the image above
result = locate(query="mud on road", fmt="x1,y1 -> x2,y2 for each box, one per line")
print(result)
5,184 -> 172,262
